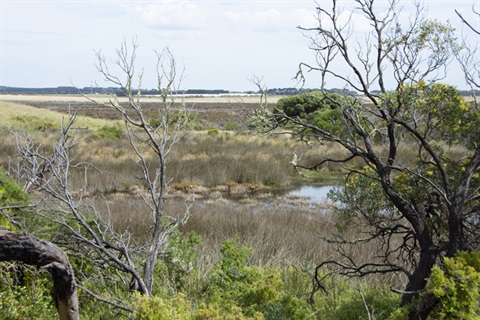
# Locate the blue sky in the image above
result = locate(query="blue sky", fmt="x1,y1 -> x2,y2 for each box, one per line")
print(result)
1,0 -> 479,91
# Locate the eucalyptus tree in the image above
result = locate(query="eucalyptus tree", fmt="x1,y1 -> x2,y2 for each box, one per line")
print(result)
252,1 -> 479,318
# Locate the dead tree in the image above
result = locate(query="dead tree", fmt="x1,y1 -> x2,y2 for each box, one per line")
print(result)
93,40 -> 190,294
13,112 -> 143,311
11,41 -> 191,312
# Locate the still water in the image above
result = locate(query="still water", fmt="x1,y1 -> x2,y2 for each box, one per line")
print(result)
285,185 -> 336,204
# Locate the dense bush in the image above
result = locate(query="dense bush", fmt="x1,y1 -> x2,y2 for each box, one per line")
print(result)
276,91 -> 338,118
427,252 -> 480,319
0,167 -> 30,230
199,239 -> 312,320
276,92 -> 346,135
92,124 -> 123,140
0,172 -> 57,319
0,267 -> 57,319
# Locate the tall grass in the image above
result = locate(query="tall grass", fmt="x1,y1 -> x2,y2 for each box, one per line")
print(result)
9,130 -> 318,193
168,132 -> 305,186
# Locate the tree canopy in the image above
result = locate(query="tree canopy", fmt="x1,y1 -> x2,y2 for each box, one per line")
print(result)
253,1 -> 480,319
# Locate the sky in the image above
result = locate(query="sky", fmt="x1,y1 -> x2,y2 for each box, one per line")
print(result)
1,0 -> 479,92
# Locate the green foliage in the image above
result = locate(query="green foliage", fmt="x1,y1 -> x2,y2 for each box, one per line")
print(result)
390,252 -> 480,320
426,252 -> 480,319
194,304 -> 264,320
329,167 -> 393,231
275,91 -> 356,136
315,279 -> 400,320
202,239 -> 312,320
207,128 -> 219,135
12,115 -> 60,132
306,107 -> 343,135
149,117 -> 163,129
92,124 -> 123,140
0,265 -> 57,319
399,81 -> 479,147
133,292 -> 193,320
0,168 -> 29,207
154,230 -> 202,295
224,120 -> 239,131
410,20 -> 457,60
0,167 -> 29,230
276,91 -> 338,118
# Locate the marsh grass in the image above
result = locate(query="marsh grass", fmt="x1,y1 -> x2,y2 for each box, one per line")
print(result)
89,192 -> 339,267
168,132 -> 306,186
0,101 -> 459,289
89,191 -> 406,293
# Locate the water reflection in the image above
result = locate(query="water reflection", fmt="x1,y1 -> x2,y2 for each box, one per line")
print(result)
286,185 -> 336,204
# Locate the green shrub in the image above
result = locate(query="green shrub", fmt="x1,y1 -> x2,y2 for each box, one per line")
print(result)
202,239 -> 312,320
0,266 -> 57,319
0,167 -> 29,230
315,279 -> 399,320
154,230 -> 202,295
389,252 -> 480,320
92,125 -> 123,140
224,120 -> 239,131
133,292 -> 192,320
207,128 -> 219,135
426,252 -> 480,319
194,304 -> 264,320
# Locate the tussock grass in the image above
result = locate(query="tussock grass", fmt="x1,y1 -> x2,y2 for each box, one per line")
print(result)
90,193 -> 338,268
169,132 -> 305,186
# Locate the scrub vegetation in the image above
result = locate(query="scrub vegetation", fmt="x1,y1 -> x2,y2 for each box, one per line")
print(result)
1,1 -> 479,319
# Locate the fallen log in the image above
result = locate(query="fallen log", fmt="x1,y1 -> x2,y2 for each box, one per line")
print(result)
0,230 -> 79,320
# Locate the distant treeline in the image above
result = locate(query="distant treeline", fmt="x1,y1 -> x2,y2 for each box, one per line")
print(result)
0,86 -> 357,96
0,86 -> 116,95
1,86 -> 478,97
265,87 -> 358,96
0,86 -> 231,96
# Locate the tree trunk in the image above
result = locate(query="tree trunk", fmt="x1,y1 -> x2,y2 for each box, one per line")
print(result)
0,230 -> 79,320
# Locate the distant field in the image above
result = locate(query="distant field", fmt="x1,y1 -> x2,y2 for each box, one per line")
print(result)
0,94 -> 281,126
0,94 -> 282,104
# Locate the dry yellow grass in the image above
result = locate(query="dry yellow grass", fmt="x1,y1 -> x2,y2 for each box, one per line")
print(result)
0,100 -> 118,131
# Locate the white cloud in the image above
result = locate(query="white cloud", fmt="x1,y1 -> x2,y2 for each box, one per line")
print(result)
126,1 -> 206,31
223,9 -> 283,31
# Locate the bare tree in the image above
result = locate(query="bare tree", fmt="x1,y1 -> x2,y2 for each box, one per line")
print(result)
254,1 -> 480,319
455,7 -> 480,91
93,39 -> 190,294
13,112 -> 145,311
10,40 -> 190,313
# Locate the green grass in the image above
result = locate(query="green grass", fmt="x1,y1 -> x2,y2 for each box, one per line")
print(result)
0,101 -> 118,131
